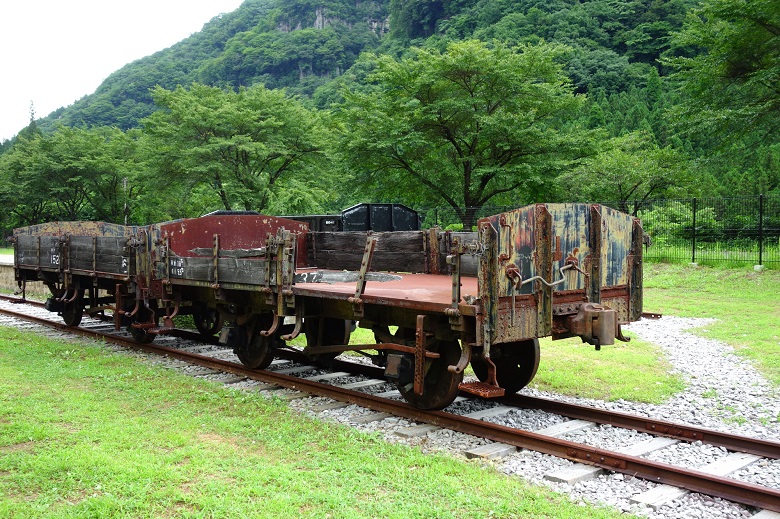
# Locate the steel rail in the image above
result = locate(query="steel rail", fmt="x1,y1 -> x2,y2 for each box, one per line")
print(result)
1,302 -> 779,512
503,394 -> 780,460
9,297 -> 777,458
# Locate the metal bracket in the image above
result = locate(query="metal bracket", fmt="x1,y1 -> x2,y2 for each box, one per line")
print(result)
281,234 -> 296,310
478,222 -> 498,359
262,232 -> 275,306
348,234 -> 377,319
161,294 -> 181,328
162,232 -> 172,294
259,313 -> 280,337
260,228 -> 298,337
212,233 -> 220,293
448,341 -> 471,374
281,303 -> 303,341
413,315 -> 433,396
444,238 -> 465,331
113,283 -> 124,330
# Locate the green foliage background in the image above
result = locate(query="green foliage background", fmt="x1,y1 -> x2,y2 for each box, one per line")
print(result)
0,0 -> 778,231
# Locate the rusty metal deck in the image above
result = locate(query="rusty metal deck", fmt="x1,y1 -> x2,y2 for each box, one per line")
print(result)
293,270 -> 478,314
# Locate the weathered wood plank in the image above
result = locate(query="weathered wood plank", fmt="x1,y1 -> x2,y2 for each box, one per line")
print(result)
188,247 -> 266,258
310,231 -> 424,253
308,231 -> 427,272
15,235 -> 62,269
167,256 -> 269,285
67,237 -> 130,274
312,250 -> 426,273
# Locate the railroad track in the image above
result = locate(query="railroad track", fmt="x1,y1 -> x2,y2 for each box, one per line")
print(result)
1,295 -> 778,516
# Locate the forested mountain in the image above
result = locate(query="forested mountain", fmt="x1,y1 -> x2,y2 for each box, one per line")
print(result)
39,0 -> 388,132
2,0 -> 778,232
38,0 -> 692,133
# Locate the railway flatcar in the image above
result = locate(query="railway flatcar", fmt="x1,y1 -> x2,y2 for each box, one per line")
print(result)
11,204 -> 644,410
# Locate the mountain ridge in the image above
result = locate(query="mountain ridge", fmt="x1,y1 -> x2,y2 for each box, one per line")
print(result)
35,0 -> 693,136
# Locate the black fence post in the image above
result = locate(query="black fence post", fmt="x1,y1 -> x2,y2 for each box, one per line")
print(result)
759,194 -> 764,266
691,198 -> 697,264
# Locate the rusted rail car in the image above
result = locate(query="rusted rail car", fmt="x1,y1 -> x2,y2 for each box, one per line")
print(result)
11,204 -> 644,410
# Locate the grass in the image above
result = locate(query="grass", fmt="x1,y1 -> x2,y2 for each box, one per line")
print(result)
642,262 -> 780,386
0,265 -> 48,299
529,263 -> 779,398
530,333 -> 685,403
0,328 -> 625,519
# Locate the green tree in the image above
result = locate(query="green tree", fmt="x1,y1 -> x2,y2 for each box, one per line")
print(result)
667,0 -> 780,144
390,0 -> 446,40
45,127 -> 140,222
336,40 -> 591,228
0,135 -> 52,229
0,126 -> 139,228
558,131 -> 697,213
143,83 -> 333,214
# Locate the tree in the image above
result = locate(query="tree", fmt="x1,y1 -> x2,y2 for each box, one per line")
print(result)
335,40 -> 592,228
0,135 -> 53,230
0,126 -> 140,229
667,0 -> 780,145
142,83 -> 334,215
557,131 -> 697,213
390,0 -> 446,40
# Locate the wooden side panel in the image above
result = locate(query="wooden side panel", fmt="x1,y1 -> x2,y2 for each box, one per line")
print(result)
599,206 -> 634,287
155,214 -> 310,268
14,221 -> 136,276
168,256 -> 268,286
67,237 -> 131,276
15,235 -> 62,269
308,231 -> 427,272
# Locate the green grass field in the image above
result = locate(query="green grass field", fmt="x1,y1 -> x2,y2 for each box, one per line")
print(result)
0,328 -> 624,519
642,262 -> 780,386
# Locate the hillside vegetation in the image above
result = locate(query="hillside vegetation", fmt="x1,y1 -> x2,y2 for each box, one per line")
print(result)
0,0 -> 778,230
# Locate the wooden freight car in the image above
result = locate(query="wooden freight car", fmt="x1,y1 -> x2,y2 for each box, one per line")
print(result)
11,204 -> 644,410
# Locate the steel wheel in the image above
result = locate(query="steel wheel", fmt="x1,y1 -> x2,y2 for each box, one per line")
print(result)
472,339 -> 540,394
193,305 -> 222,336
304,317 -> 351,366
61,294 -> 84,327
235,332 -> 275,370
397,338 -> 463,410
233,315 -> 276,370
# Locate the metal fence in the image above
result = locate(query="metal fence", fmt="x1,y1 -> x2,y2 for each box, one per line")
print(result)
631,195 -> 780,267
415,195 -> 780,267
